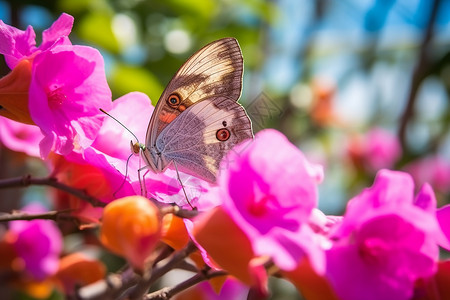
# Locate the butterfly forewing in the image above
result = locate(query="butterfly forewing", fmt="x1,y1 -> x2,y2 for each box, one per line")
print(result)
146,38 -> 243,145
154,97 -> 253,182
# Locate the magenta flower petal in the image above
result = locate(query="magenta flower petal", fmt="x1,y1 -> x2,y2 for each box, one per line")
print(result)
219,129 -> 324,272
327,169 -> 440,300
40,13 -> 74,50
437,204 -> 450,250
141,169 -> 215,208
327,215 -> 436,300
404,154 -> 450,194
9,203 -> 63,280
364,128 -> 402,171
29,45 -> 111,156
0,21 -> 36,68
91,92 -> 153,173
195,278 -> 249,300
0,117 -> 42,157
334,169 -> 415,238
0,13 -> 73,69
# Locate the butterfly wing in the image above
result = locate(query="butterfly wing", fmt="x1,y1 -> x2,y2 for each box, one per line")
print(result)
147,96 -> 253,182
146,37 -> 243,148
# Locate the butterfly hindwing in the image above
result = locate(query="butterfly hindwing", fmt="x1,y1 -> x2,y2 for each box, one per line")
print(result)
152,96 -> 253,182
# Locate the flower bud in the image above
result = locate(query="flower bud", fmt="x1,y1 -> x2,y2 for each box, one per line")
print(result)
0,59 -> 34,125
161,213 -> 189,250
193,206 -> 255,285
56,253 -> 106,294
100,196 -> 162,271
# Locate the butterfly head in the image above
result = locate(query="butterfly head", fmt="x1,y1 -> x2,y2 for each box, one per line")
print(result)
131,141 -> 146,156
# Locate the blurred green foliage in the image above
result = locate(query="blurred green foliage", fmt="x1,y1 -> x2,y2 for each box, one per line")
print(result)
50,0 -> 273,102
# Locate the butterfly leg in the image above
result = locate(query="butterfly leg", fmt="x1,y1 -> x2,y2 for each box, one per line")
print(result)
138,166 -> 150,197
173,162 -> 195,210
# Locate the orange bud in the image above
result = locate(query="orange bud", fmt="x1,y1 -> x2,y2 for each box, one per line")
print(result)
0,59 -> 35,125
161,213 -> 189,250
175,285 -> 207,300
0,231 -> 18,271
282,258 -> 339,300
51,153 -> 113,223
100,196 -> 162,271
310,77 -> 340,127
192,206 -> 255,285
19,279 -> 54,299
56,253 -> 106,293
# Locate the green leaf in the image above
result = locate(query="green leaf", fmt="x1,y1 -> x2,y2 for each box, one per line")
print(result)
78,12 -> 120,53
110,64 -> 163,105
166,0 -> 217,21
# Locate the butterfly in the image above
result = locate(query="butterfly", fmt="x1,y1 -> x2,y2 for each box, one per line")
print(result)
140,37 -> 253,183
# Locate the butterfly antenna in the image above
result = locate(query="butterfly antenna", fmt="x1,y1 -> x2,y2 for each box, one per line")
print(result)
99,108 -> 141,145
174,161 -> 195,210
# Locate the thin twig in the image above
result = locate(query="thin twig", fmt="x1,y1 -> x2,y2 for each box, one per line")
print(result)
76,271 -> 140,300
128,241 -> 198,300
144,268 -> 228,300
0,209 -> 73,222
0,175 -> 105,207
398,0 -> 442,147
77,242 -> 198,300
159,204 -> 199,219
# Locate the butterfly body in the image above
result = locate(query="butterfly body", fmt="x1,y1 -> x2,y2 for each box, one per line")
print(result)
142,38 -> 253,183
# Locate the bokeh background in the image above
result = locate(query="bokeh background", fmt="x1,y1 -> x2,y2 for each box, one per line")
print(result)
1,0 -> 450,234
1,1 -> 450,299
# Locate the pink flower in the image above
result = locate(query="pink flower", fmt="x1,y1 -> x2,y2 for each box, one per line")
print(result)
326,169 -> 441,300
348,128 -> 402,172
0,13 -> 110,157
404,154 -> 450,194
9,203 -> 63,280
219,129 -> 324,272
437,204 -> 450,250
29,44 -> 111,156
0,117 -> 42,157
137,169 -> 214,208
49,93 -> 152,219
90,92 -> 152,183
50,147 -> 137,223
88,92 -> 161,201
0,13 -> 73,69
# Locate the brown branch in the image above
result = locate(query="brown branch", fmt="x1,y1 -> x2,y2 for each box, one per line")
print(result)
0,175 -> 105,207
159,204 -> 199,219
144,268 -> 227,300
128,241 -> 198,300
0,209 -> 73,222
76,241 -> 198,300
398,0 -> 442,147
76,270 -> 140,300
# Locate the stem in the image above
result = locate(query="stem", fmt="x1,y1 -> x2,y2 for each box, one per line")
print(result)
0,209 -> 73,222
0,175 -> 105,207
398,0 -> 442,147
77,271 -> 140,300
128,241 -> 198,300
159,204 -> 199,219
144,268 -> 227,300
